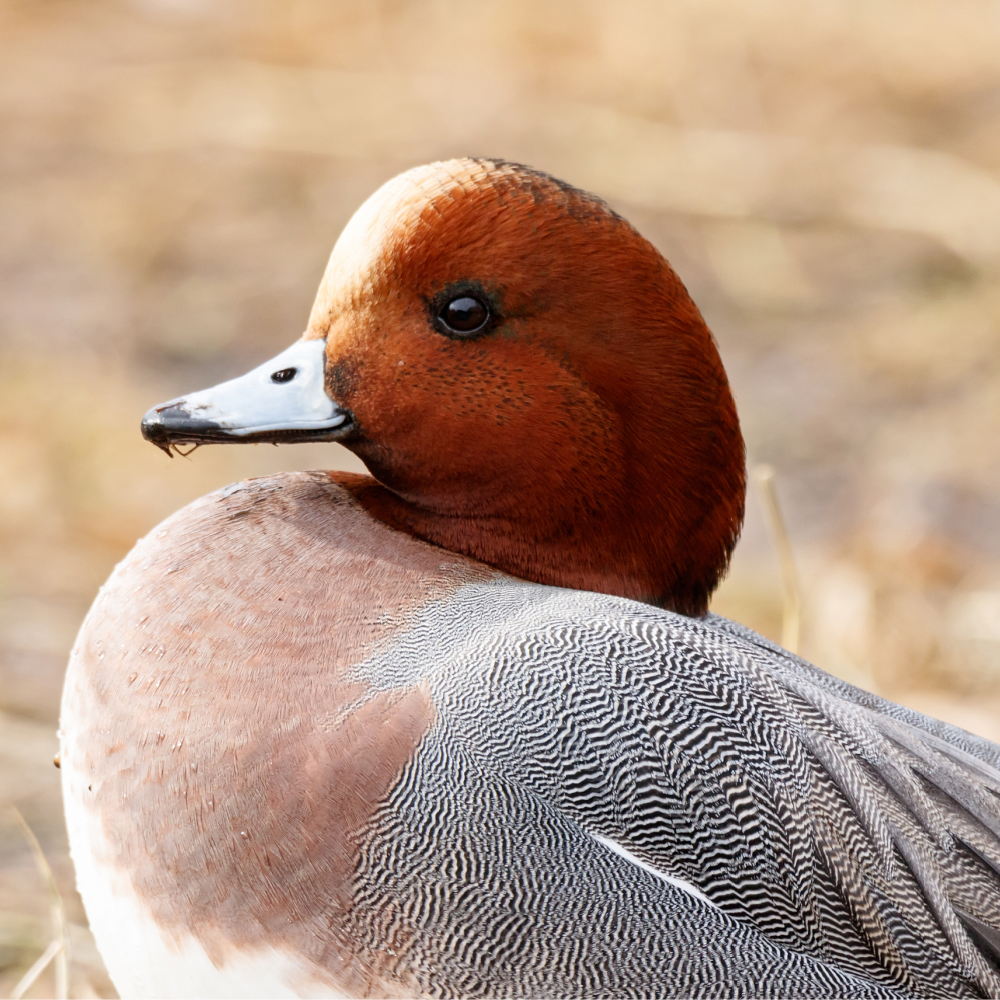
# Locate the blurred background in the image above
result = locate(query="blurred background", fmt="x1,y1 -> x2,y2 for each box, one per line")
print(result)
3,0 -> 1000,995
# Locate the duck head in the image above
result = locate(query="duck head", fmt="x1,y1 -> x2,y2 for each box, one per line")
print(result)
142,159 -> 745,616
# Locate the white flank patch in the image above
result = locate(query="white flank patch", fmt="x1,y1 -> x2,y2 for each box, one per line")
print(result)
590,832 -> 718,908
61,756 -> 350,999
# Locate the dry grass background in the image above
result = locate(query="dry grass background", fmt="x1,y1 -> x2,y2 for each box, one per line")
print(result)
3,0 -> 1000,995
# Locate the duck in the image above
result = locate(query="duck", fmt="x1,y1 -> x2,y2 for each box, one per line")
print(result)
61,158 -> 1000,999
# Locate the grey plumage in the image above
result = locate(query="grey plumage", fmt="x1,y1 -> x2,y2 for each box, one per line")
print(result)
341,583 -> 1000,997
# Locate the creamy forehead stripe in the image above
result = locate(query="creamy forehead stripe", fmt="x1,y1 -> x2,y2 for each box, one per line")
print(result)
590,833 -> 718,908
316,159 -> 497,304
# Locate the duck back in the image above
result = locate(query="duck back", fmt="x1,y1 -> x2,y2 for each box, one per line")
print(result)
62,472 -> 1000,998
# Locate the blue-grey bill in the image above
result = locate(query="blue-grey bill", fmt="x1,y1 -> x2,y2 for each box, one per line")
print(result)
141,338 -> 353,454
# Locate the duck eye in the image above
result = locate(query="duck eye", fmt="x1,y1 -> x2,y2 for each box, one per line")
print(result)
439,295 -> 489,335
270,367 -> 297,384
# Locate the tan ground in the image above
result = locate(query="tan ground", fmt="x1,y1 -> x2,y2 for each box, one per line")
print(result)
3,1 -> 1000,995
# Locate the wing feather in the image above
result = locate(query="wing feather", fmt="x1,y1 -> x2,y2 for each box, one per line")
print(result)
355,588 -> 1000,996
713,614 -> 1000,996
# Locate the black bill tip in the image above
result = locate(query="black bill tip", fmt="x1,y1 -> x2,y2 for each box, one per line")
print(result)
140,401 -> 357,454
141,403 -> 227,456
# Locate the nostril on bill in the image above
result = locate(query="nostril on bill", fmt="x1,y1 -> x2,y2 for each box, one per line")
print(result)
271,368 -> 297,384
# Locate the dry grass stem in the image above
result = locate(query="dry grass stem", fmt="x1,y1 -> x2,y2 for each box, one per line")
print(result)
9,937 -> 62,1000
10,807 -> 69,1000
753,465 -> 802,656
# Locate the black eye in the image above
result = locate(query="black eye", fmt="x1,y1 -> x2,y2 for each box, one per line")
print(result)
271,367 -> 297,383
439,295 -> 489,335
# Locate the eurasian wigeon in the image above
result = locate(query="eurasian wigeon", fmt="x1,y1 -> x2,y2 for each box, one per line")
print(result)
62,159 -> 1000,998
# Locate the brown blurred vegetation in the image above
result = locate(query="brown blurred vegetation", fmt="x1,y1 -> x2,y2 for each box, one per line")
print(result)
3,0 -> 1000,995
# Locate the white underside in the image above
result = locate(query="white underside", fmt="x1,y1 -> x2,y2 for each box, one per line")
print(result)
62,759 -> 349,1000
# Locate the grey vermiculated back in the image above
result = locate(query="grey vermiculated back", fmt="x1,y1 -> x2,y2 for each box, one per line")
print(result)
345,583 -> 1000,997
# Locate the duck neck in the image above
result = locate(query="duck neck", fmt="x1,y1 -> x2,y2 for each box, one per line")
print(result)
331,471 -> 737,617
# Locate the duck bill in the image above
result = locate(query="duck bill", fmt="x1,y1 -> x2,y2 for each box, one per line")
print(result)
141,338 -> 353,455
